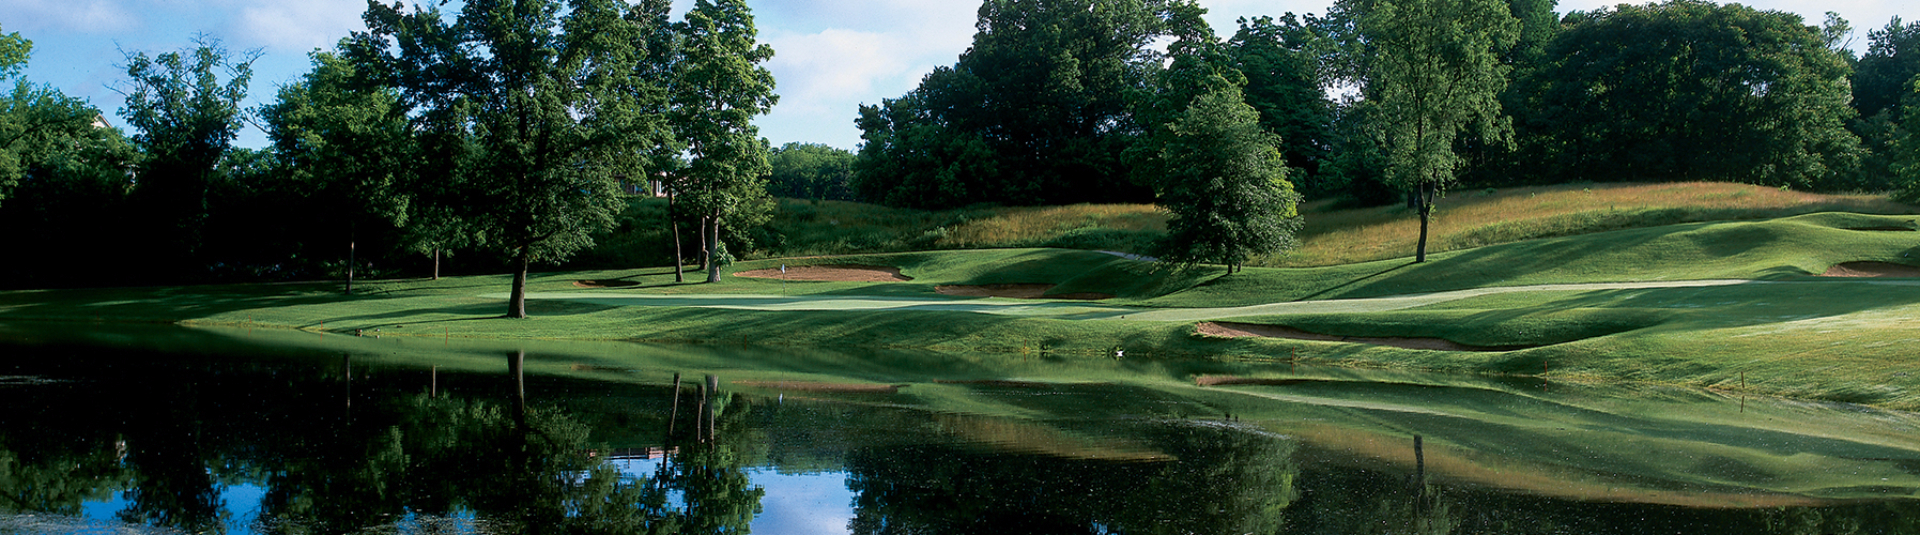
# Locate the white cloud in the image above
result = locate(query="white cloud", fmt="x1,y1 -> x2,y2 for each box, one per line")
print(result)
0,0 -> 138,34
751,0 -> 981,35
235,0 -> 372,53
745,0 -> 981,148
767,29 -> 911,114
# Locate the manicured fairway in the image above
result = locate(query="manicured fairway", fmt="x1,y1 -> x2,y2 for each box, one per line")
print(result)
511,278 -> 1780,321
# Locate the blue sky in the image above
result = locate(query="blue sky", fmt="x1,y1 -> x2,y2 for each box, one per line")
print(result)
2,0 -> 1908,152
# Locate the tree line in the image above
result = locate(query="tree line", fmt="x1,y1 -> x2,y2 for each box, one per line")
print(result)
854,0 -> 1920,267
0,0 -> 777,316
5,0 -> 1919,289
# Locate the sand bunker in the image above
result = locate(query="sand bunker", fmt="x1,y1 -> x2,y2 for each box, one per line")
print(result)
1196,321 -> 1527,352
732,380 -> 903,393
1821,261 -> 1920,278
935,283 -> 1114,300
734,264 -> 912,282
573,279 -> 640,288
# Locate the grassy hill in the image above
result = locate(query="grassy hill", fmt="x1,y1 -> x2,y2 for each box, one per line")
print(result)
5,182 -> 1920,409
586,182 -> 1912,268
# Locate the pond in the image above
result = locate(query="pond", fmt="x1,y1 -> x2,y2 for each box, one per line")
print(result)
2,321 -> 1919,534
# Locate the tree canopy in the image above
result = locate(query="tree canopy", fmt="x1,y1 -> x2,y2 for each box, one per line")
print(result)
1856,17 -> 1920,121
119,39 -> 257,272
853,0 -> 1185,209
1336,0 -> 1518,262
350,0 -> 673,317
669,0 -> 778,283
1127,15 -> 1304,271
767,142 -> 855,201
1153,88 -> 1302,272
1228,15 -> 1335,187
1510,0 -> 1861,189
259,51 -> 416,279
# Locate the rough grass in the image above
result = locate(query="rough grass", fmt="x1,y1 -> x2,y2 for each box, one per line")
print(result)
590,183 -> 1914,270
1141,212 -> 1920,306
1278,182 -> 1918,267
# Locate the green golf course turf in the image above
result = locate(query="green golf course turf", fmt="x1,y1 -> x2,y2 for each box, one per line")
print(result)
5,211 -> 1920,408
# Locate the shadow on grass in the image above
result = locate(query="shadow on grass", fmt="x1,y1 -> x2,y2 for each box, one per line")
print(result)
1295,262 -> 1412,301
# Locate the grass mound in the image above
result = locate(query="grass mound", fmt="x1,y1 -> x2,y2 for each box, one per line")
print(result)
1280,182 -> 1917,267
579,183 -> 1913,273
1145,212 -> 1920,307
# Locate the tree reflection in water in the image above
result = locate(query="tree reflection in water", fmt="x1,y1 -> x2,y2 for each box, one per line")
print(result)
248,351 -> 762,534
5,338 -> 1920,534
845,424 -> 1299,534
0,348 -> 763,534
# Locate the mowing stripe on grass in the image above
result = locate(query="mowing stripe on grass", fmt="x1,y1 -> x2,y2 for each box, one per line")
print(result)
508,278 -> 1915,323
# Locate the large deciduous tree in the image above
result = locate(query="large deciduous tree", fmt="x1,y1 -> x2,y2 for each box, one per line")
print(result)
1852,17 -> 1920,190
261,51 -> 415,289
670,0 -> 777,284
3,28 -> 109,209
1134,14 -> 1301,273
352,0 -> 669,317
1154,88 -> 1302,273
0,26 -> 138,288
853,0 -> 1180,209
1338,0 -> 1517,262
1856,17 -> 1920,122
0,25 -> 39,205
119,39 -> 257,273
1889,79 -> 1920,202
1510,1 -> 1861,190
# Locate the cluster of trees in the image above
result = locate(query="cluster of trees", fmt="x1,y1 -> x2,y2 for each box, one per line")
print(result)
853,0 -> 1312,269
0,0 -> 778,313
8,0 -> 1920,286
766,142 -> 856,201
854,0 -> 1920,267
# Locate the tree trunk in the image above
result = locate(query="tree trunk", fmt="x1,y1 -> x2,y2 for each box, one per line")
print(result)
699,215 -> 711,272
704,217 -> 722,283
347,239 -> 356,294
705,374 -> 719,440
510,350 -> 526,427
669,189 -> 684,283
1415,182 -> 1434,263
432,248 -> 441,281
668,372 -> 682,438
508,246 -> 530,318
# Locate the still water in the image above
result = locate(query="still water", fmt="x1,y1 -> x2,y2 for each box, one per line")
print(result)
2,322 -> 1919,534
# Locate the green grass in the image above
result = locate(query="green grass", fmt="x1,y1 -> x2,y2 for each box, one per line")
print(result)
6,189 -> 1920,409
581,182 -> 1915,269
1142,211 -> 1920,306
1280,182 -> 1920,267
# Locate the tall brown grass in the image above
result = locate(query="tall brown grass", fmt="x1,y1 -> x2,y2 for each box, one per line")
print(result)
940,204 -> 1165,249
736,182 -> 1916,266
1274,182 -> 1919,267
